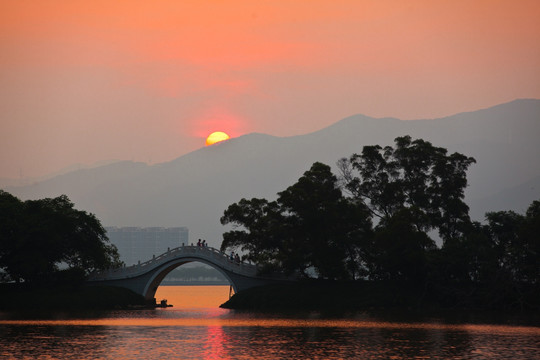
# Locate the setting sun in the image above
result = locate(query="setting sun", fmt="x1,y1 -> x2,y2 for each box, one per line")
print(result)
205,131 -> 230,146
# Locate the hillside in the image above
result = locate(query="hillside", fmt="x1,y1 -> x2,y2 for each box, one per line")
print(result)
6,99 -> 540,248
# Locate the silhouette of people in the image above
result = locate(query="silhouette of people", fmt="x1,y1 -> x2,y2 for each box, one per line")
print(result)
197,239 -> 202,247
202,240 -> 207,247
230,251 -> 235,261
234,253 -> 240,263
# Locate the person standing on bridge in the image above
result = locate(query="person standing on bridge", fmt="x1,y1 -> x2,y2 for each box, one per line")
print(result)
197,239 -> 202,247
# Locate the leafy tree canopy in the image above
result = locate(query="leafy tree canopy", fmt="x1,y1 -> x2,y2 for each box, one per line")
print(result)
0,191 -> 122,285
338,135 -> 476,243
221,162 -> 372,280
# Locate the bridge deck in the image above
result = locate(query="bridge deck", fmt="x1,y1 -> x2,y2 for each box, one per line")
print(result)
88,245 -> 258,281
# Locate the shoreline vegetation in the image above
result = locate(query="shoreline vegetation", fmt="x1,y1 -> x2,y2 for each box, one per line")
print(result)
218,137 -> 539,322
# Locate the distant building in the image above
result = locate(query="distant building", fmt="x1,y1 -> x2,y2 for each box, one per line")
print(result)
106,226 -> 189,265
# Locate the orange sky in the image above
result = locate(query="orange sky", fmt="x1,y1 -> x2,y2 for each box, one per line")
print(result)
1,0 -> 539,179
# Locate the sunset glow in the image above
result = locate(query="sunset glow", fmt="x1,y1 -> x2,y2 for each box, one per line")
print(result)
205,132 -> 230,146
1,1 -> 539,178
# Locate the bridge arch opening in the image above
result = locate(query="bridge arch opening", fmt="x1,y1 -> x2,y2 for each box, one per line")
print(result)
163,262 -> 230,285
143,258 -> 237,302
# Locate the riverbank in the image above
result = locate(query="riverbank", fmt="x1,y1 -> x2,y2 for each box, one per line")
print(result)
221,280 -> 540,321
221,281 -> 422,312
0,283 -> 147,311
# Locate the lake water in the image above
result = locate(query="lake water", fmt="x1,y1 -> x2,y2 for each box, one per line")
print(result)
1,285 -> 539,359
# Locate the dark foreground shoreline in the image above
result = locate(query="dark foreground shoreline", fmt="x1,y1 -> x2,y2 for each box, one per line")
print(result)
221,281 -> 540,324
0,283 -> 147,311
2,281 -> 538,325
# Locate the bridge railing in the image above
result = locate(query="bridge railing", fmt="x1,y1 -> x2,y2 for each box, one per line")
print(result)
88,245 -> 259,281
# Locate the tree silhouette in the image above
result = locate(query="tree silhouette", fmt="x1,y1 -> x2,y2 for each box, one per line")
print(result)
219,136 -> 538,310
338,135 -> 476,243
0,191 -> 122,285
221,162 -> 371,279
276,162 -> 372,279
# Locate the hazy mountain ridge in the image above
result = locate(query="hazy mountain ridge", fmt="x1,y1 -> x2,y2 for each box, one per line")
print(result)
5,99 -> 540,248
0,160 -> 125,188
473,174 -> 540,221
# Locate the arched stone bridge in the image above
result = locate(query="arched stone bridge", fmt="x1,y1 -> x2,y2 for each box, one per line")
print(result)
87,245 -> 293,301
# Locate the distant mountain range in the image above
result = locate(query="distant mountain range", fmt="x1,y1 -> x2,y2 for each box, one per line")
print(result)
5,99 -> 540,248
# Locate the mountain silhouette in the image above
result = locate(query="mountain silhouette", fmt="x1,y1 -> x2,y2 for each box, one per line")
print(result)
6,99 -> 540,248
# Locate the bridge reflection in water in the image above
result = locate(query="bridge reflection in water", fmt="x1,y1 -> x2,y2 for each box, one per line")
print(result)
87,246 -> 292,301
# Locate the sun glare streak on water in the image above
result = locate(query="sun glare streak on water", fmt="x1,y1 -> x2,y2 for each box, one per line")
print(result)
1,286 -> 539,359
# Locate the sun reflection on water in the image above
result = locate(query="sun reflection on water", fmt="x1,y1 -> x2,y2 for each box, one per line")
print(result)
1,286 -> 539,360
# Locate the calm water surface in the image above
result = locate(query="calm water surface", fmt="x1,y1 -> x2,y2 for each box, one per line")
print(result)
1,285 -> 539,359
